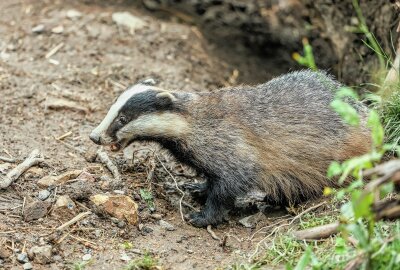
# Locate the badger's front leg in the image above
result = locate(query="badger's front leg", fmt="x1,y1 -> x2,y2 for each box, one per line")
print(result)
188,180 -> 234,227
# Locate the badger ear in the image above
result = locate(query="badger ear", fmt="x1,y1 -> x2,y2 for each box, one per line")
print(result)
139,78 -> 158,86
156,91 -> 177,107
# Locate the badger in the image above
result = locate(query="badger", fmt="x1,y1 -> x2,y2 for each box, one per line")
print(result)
90,70 -> 371,227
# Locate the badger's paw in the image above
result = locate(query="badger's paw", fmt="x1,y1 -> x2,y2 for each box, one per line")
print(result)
187,211 -> 224,228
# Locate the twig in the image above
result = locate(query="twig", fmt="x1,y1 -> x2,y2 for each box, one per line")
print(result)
56,211 -> 92,231
207,225 -> 221,241
55,131 -> 72,141
45,42 -> 64,59
249,201 -> 327,259
293,222 -> 340,240
0,149 -> 44,189
155,154 -> 185,222
0,156 -> 16,163
96,148 -> 121,184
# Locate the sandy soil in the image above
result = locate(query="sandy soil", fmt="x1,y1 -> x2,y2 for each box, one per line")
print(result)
0,1 -> 295,269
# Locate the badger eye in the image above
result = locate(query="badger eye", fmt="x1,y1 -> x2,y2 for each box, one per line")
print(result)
118,115 -> 127,125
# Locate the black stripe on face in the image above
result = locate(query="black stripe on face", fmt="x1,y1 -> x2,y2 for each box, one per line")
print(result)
105,90 -> 174,139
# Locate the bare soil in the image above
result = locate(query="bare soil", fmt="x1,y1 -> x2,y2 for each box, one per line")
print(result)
0,1 -> 294,269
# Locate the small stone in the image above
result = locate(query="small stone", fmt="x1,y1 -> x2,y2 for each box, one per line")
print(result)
117,221 -> 126,228
66,9 -> 82,20
90,194 -> 138,225
38,190 -> 50,200
94,229 -> 102,238
0,245 -> 11,259
113,190 -> 125,195
17,252 -> 29,263
187,249 -> 194,254
82,254 -> 92,261
32,24 -> 45,33
52,195 -> 76,219
28,245 -> 52,264
112,12 -> 146,31
51,25 -> 64,34
159,220 -> 175,231
24,201 -> 51,222
151,213 -> 162,220
37,170 -> 82,188
53,255 -> 62,261
142,226 -> 153,234
238,212 -> 265,228
23,262 -> 33,270
120,253 -> 131,262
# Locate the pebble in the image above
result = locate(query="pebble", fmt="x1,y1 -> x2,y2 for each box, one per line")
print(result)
66,9 -> 82,20
32,24 -> 45,33
120,253 -> 131,262
38,190 -> 50,200
82,254 -> 92,261
117,221 -> 126,228
17,252 -> 29,263
53,255 -> 62,261
51,25 -> 64,34
142,226 -> 153,234
159,220 -> 175,231
23,262 -> 33,270
112,12 -> 147,31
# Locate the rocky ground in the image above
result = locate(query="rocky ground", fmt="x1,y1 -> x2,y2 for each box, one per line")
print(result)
0,0 -> 304,269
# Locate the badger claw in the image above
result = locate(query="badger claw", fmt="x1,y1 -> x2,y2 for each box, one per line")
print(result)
187,211 -> 225,227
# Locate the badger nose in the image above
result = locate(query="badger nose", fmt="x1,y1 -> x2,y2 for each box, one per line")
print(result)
89,132 -> 101,145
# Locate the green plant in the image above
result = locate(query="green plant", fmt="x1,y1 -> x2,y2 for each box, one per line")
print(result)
292,38 -> 317,71
140,188 -> 155,210
124,253 -> 160,270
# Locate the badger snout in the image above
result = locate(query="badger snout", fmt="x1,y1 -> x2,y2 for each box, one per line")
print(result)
89,132 -> 102,145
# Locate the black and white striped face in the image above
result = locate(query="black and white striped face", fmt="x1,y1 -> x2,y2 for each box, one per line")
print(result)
89,83 -> 190,151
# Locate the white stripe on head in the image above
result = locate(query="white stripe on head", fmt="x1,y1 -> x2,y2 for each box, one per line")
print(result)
91,84 -> 153,141
117,112 -> 190,140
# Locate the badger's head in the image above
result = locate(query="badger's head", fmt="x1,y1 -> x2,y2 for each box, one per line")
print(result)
89,81 -> 192,151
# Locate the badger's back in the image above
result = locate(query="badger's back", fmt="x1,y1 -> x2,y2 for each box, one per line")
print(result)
184,70 -> 371,204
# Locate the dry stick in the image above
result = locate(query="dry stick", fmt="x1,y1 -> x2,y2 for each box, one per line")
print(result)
56,131 -> 72,141
96,148 -> 121,184
0,149 -> 44,189
56,211 -> 92,231
249,201 -> 327,259
45,42 -> 64,59
0,156 -> 16,163
155,154 -> 186,222
207,225 -> 221,241
293,222 -> 340,240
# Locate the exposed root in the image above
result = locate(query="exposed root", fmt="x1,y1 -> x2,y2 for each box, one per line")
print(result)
207,225 -> 221,241
96,148 -> 121,185
0,149 -> 44,189
155,154 -> 186,223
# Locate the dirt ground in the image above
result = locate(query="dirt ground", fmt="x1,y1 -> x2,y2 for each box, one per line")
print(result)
0,0 -> 298,269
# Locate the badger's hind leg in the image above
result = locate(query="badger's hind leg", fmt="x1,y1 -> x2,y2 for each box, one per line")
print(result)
188,180 -> 234,227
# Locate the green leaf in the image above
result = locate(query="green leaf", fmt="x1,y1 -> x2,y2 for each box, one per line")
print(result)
293,247 -> 312,270
351,190 -> 374,220
380,182 -> 394,198
327,161 -> 342,178
346,222 -> 369,248
367,110 -> 385,147
335,87 -> 360,100
335,237 -> 347,255
330,99 -> 360,126
140,188 -> 155,210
